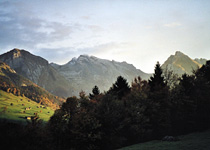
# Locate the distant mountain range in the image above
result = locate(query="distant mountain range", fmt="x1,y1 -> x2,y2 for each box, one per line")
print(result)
0,49 -> 150,97
0,49 -> 208,98
51,55 -> 150,95
161,51 -> 207,76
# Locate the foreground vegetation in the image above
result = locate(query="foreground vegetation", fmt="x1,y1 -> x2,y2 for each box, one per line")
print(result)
120,130 -> 210,150
0,61 -> 210,150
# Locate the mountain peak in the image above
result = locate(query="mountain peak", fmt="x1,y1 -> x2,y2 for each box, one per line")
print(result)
175,51 -> 186,57
162,51 -> 206,75
12,48 -> 22,58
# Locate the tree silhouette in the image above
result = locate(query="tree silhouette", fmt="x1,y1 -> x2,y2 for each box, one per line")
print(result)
89,85 -> 100,100
149,62 -> 166,92
109,76 -> 130,100
148,62 -> 170,137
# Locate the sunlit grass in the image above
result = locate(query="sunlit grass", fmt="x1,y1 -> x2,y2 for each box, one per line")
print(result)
0,90 -> 54,123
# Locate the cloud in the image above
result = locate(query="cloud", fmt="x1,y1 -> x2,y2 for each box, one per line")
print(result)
0,1 -> 79,51
87,25 -> 104,32
35,47 -> 78,64
164,22 -> 182,27
80,16 -> 91,20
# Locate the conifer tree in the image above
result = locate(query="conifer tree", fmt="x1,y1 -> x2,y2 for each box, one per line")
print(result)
149,61 -> 166,91
109,76 -> 130,100
148,62 -> 170,137
89,85 -> 100,100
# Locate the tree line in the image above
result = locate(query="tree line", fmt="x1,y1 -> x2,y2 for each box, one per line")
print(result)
1,61 -> 210,150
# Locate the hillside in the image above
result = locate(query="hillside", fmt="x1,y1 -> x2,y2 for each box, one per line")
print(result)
162,51 -> 207,76
0,61 -> 64,109
120,130 -> 210,150
0,90 -> 54,123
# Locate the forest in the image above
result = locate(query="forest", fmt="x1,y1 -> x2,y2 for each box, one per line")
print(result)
1,61 -> 210,150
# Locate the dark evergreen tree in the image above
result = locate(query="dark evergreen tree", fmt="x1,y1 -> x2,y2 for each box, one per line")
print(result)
193,61 -> 210,130
89,85 -> 100,100
149,62 -> 166,92
147,62 -> 170,137
109,76 -> 131,100
170,73 -> 197,134
97,93 -> 126,149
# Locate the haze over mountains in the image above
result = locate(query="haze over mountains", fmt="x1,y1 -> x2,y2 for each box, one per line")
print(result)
0,49 -> 208,98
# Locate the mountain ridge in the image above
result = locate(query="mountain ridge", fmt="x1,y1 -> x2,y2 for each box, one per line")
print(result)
161,51 -> 207,75
0,49 -> 150,97
50,54 -> 150,95
1,49 -> 208,97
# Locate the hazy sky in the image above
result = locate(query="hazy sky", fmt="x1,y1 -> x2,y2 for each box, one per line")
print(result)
0,0 -> 210,73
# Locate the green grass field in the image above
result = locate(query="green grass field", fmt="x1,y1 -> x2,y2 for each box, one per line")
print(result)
0,90 -> 54,123
120,130 -> 210,150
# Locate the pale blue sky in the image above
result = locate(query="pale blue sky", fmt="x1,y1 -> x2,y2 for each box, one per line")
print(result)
0,0 -> 210,73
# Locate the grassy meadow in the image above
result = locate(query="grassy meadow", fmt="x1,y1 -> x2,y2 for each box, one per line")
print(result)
120,130 -> 210,150
0,90 -> 54,123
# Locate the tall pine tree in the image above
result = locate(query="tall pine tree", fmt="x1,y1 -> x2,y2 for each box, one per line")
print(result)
149,61 -> 166,92
147,62 -> 170,137
109,76 -> 131,100
89,85 -> 100,100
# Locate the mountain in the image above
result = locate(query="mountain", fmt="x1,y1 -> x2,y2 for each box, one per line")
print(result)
162,51 -> 207,76
51,55 -> 150,94
0,49 -> 150,97
0,61 -> 64,109
0,48 -> 73,97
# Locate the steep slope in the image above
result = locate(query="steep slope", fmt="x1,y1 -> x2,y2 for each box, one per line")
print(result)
0,61 -> 64,109
0,48 -> 72,97
51,55 -> 150,94
162,51 -> 207,76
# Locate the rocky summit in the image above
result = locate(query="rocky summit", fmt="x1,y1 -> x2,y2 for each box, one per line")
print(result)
161,51 -> 207,76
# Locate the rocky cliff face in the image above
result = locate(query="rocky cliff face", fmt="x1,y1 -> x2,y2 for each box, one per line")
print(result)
162,51 -> 207,76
